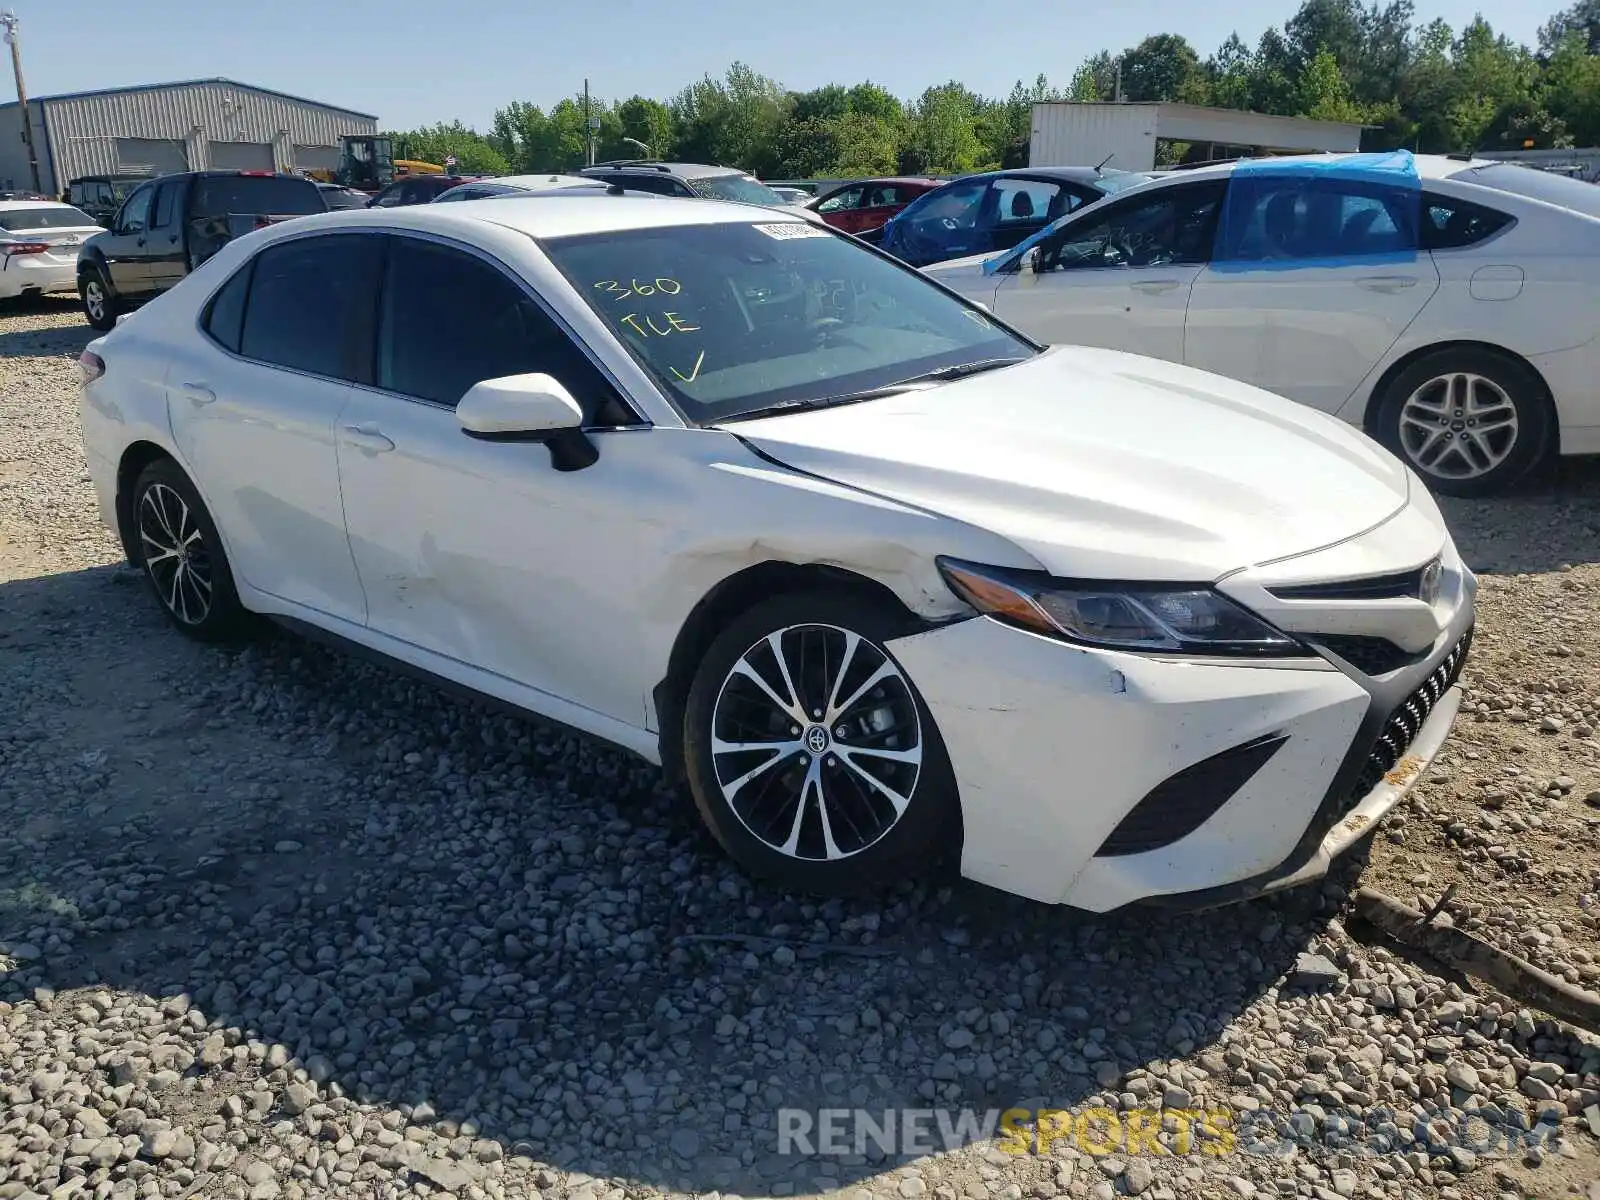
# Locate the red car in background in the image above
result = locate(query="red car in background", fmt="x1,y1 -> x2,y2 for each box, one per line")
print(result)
807,177 -> 941,235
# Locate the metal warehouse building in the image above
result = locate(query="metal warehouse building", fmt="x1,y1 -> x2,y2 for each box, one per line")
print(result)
0,77 -> 378,195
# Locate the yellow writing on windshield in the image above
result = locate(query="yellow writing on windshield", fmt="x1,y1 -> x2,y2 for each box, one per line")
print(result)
619,311 -> 700,338
669,349 -> 706,383
594,278 -> 683,300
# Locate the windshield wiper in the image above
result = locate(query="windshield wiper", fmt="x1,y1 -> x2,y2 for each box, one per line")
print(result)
714,357 -> 1029,424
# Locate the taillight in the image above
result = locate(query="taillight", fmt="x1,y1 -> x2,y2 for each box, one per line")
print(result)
77,350 -> 104,383
4,242 -> 48,256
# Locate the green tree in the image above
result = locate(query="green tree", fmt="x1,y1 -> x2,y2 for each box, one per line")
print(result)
1118,34 -> 1206,102
614,96 -> 675,160
1296,47 -> 1365,121
388,122 -> 509,175
1543,31 -> 1600,143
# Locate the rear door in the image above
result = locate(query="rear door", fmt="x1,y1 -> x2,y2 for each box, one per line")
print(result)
989,180 -> 1225,362
1184,172 -> 1440,412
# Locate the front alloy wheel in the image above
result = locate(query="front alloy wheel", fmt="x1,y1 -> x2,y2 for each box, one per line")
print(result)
80,271 -> 118,331
683,591 -> 958,894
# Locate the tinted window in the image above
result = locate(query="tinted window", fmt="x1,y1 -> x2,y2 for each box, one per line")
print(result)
202,262 -> 252,353
190,176 -> 325,219
604,174 -> 686,196
149,181 -> 179,231
0,205 -> 96,230
991,178 -> 1064,228
1037,184 -> 1225,271
239,234 -> 381,379
544,220 -> 1035,424
117,185 -> 154,234
1216,178 -> 1419,262
1421,194 -> 1514,249
378,237 -> 628,421
372,183 -> 405,207
1459,162 -> 1600,217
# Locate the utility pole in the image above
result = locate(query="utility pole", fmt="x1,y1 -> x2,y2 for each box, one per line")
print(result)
1113,59 -> 1124,103
0,12 -> 40,193
583,78 -> 593,167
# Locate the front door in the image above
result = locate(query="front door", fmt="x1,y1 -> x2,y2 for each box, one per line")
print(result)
1184,176 -> 1441,412
335,233 -> 651,722
98,181 -> 158,296
989,181 -> 1226,362
164,231 -> 377,624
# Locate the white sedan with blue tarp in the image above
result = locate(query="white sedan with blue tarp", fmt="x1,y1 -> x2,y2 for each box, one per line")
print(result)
922,150 -> 1600,497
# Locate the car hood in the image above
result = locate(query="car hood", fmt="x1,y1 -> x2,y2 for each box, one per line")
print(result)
725,346 -> 1414,581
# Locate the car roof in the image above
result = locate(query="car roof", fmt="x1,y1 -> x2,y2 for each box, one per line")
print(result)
1145,151 -> 1499,184
581,161 -> 746,180
952,166 -> 1148,186
286,193 -> 805,240
0,199 -> 80,210
468,174 -> 596,189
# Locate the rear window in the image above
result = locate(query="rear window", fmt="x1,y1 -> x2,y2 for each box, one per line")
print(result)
0,205 -> 96,230
1458,162 -> 1600,218
687,174 -> 789,207
190,176 -> 326,219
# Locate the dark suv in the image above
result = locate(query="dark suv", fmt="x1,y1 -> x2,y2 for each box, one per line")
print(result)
577,160 -> 799,208
67,175 -> 146,227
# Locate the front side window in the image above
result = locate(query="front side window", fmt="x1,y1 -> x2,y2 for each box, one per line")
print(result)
377,236 -> 628,421
544,219 -> 1036,424
372,183 -> 405,208
688,174 -> 789,207
238,234 -> 383,380
117,185 -> 154,234
1035,184 -> 1225,271
816,186 -> 863,214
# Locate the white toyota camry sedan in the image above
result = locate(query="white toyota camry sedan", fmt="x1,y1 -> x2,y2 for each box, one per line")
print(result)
78,194 -> 1476,910
924,151 -> 1600,498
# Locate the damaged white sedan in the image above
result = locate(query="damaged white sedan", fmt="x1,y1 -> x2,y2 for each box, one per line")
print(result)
78,194 -> 1475,909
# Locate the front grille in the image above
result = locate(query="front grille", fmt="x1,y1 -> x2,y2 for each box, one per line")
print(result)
1338,628 -> 1472,820
1096,734 -> 1288,858
1270,566 -> 1428,601
1313,634 -> 1420,677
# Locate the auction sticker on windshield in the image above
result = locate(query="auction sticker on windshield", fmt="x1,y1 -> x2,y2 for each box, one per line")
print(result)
753,223 -> 831,240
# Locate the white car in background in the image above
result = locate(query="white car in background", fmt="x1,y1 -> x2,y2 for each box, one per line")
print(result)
924,151 -> 1600,497
0,200 -> 103,302
78,195 -> 1473,910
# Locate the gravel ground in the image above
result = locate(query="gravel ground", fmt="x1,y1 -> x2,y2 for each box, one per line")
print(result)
4,299 -> 1600,1200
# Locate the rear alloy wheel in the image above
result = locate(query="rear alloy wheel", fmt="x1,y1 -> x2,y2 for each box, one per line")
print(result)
132,459 -> 251,642
1376,348 -> 1552,497
683,592 -> 959,894
80,270 -> 119,331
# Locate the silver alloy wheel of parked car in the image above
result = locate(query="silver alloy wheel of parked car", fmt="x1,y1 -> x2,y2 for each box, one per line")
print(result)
710,623 -> 924,861
1397,371 -> 1521,482
138,481 -> 214,626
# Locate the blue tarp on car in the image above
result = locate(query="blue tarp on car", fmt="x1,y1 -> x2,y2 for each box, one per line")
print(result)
1209,149 -> 1422,273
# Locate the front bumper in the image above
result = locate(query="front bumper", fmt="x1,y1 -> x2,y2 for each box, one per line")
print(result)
885,548 -> 1475,912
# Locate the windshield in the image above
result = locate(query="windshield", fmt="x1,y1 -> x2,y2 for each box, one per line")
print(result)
687,174 -> 789,207
191,176 -> 326,218
0,205 -> 96,230
543,220 -> 1036,423
1458,162 -> 1600,218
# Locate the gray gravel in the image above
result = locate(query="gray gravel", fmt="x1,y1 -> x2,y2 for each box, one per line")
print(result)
3,300 -> 1600,1200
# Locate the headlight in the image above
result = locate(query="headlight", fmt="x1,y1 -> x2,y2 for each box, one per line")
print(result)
936,557 -> 1302,657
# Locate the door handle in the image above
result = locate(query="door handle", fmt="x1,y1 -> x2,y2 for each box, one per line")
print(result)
340,423 -> 395,454
1355,275 -> 1417,293
180,382 -> 215,406
135,238 -> 146,247
1129,278 -> 1183,294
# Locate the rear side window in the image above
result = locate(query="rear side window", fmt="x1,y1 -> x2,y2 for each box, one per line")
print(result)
377,236 -> 630,422
202,263 -> 252,353
1421,194 -> 1514,250
239,234 -> 382,380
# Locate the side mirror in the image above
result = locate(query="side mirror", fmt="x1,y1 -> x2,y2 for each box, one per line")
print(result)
456,373 -> 599,472
1020,246 -> 1041,275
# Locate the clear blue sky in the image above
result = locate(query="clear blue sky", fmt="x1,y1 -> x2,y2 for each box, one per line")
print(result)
13,0 -> 1547,131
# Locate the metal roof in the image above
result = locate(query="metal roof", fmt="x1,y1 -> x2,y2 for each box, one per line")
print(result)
0,77 -> 377,121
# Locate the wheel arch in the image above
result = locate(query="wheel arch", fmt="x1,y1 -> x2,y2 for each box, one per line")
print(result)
113,440 -> 179,566
1360,339 -> 1560,455
652,560 -> 936,783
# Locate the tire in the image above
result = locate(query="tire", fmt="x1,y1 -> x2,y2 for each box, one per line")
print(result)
80,267 -> 119,332
130,458 -> 252,642
1373,347 -> 1553,498
682,590 -> 960,895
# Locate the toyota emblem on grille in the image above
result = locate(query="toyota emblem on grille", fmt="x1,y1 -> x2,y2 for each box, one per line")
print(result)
1418,557 -> 1442,605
